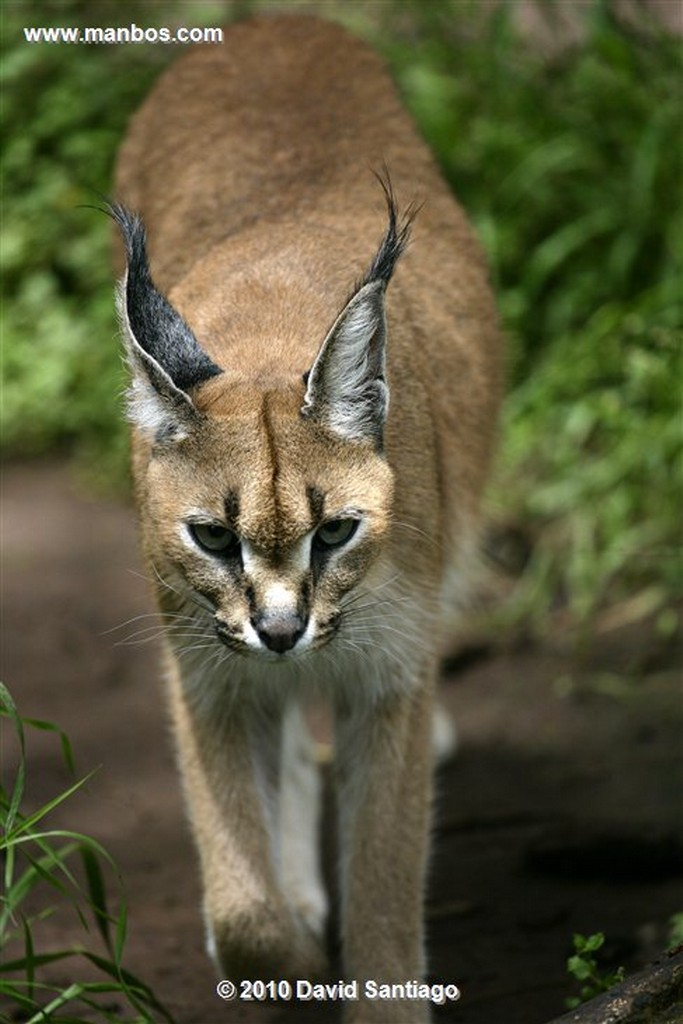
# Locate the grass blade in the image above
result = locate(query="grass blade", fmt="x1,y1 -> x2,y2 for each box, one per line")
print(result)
80,845 -> 113,956
0,681 -> 26,837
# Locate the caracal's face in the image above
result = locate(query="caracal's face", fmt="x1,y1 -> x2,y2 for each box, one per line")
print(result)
139,383 -> 394,661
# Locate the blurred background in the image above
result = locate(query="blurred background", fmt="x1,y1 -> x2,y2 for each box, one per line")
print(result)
2,4 -> 682,1022
3,0 -> 681,640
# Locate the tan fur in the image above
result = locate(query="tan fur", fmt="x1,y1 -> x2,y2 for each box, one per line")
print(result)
115,15 -> 501,1022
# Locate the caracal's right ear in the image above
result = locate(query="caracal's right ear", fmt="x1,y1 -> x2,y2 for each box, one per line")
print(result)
108,203 -> 222,442
301,175 -> 417,450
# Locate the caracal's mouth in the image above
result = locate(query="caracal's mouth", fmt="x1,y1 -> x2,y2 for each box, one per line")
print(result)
213,613 -> 340,660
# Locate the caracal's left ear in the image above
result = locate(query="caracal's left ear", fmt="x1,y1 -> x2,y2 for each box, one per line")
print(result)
301,176 -> 417,449
108,202 -> 222,441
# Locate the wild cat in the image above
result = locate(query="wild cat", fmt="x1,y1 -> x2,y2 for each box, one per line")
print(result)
112,15 -> 501,1023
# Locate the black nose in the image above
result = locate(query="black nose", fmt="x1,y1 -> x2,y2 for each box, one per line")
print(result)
253,613 -> 305,654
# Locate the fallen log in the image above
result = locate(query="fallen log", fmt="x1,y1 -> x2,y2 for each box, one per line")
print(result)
546,946 -> 683,1024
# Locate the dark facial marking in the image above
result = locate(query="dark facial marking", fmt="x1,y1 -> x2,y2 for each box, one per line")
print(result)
306,485 -> 325,525
223,490 -> 240,530
299,577 -> 312,621
260,391 -> 283,553
310,545 -> 332,586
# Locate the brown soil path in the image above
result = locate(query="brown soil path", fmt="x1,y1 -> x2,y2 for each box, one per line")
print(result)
2,460 -> 681,1023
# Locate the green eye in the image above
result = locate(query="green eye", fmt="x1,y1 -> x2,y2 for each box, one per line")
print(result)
315,518 -> 360,549
189,522 -> 240,555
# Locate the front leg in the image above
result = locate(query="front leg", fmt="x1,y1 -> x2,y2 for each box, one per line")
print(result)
280,700 -> 328,942
335,671 -> 436,1023
166,664 -> 326,981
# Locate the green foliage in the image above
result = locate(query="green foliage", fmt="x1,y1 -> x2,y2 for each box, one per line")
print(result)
1,3 -> 171,486
668,913 -> 683,950
0,682 -> 175,1022
566,932 -> 625,1009
2,0 -> 681,624
496,310 -> 681,626
385,1 -> 681,368
382,0 -> 682,630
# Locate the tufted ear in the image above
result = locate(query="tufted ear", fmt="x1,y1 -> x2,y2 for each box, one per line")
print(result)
108,203 -> 222,441
302,280 -> 389,446
301,175 -> 416,448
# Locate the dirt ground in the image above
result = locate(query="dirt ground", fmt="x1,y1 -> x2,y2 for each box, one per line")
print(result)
2,460 -> 682,1024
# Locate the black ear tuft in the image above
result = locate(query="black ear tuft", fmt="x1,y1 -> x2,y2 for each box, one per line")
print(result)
106,202 -> 222,394
361,170 -> 420,289
300,172 -> 419,446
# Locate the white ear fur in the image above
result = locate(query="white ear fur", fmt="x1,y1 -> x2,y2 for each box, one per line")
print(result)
302,281 -> 389,445
124,374 -> 192,441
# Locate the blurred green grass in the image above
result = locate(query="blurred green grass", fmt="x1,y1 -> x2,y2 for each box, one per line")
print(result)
2,0 -> 681,630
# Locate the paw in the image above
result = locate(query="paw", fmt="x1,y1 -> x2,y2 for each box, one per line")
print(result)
207,909 -> 328,982
286,875 -> 328,942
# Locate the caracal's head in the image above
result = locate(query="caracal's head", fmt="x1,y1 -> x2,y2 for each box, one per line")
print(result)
111,189 -> 412,661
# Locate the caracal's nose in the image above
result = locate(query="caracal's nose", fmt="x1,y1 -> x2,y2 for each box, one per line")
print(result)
253,612 -> 306,654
